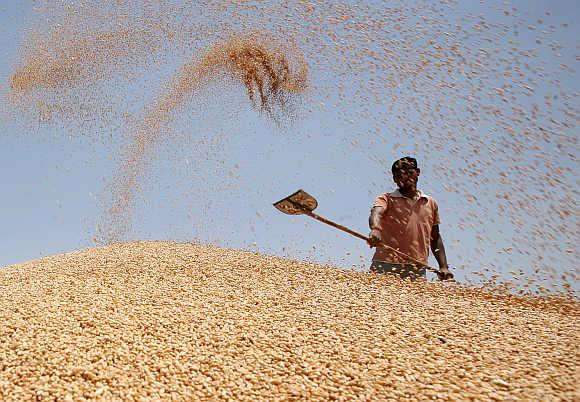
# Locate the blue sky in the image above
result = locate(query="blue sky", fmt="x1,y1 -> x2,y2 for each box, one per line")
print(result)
0,1 -> 578,292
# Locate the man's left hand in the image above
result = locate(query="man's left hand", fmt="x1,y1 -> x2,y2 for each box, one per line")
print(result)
437,266 -> 454,281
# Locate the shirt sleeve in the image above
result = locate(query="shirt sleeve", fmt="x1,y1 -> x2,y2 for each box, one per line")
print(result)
372,194 -> 389,209
432,199 -> 441,225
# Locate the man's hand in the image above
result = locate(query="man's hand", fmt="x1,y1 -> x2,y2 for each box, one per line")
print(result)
367,228 -> 383,248
437,266 -> 454,281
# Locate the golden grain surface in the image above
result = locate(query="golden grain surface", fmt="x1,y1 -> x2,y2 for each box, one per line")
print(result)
0,241 -> 577,401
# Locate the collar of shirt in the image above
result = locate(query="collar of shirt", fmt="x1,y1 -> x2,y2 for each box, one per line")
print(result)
389,189 -> 429,200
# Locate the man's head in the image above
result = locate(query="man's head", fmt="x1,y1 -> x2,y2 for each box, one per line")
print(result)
391,156 -> 420,191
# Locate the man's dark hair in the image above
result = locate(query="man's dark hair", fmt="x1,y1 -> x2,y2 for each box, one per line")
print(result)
391,156 -> 418,173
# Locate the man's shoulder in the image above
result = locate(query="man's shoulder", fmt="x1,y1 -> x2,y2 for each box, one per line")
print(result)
372,192 -> 389,208
373,191 -> 392,200
376,189 -> 401,199
417,190 -> 438,203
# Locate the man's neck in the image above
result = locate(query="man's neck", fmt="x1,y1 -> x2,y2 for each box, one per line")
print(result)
398,187 -> 418,198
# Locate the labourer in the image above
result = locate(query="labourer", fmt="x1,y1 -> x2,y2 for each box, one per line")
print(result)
368,157 -> 454,281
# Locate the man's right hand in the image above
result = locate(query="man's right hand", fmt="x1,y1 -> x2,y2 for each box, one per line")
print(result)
368,229 -> 383,248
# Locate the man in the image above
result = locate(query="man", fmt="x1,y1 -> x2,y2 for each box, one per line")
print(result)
368,157 -> 453,281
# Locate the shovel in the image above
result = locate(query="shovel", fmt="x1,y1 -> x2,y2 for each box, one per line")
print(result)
273,189 -> 441,275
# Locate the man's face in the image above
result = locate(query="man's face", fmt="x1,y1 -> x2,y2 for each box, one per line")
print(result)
392,167 -> 420,190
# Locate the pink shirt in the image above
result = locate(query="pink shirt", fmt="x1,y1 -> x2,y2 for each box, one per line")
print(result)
371,189 -> 440,265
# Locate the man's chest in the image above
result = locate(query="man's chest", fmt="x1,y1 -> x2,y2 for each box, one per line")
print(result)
383,198 -> 433,227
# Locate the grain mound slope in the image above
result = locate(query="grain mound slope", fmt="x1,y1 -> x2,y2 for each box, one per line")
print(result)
0,241 -> 578,401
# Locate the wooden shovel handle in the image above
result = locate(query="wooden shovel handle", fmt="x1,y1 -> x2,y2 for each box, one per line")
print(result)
303,210 -> 440,274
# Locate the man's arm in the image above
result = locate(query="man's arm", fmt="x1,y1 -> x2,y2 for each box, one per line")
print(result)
430,224 -> 453,280
368,206 -> 385,247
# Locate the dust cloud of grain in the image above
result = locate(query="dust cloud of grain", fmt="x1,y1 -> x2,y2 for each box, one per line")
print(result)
5,0 -> 579,294
95,33 -> 308,244
6,5 -> 174,130
0,241 -> 578,400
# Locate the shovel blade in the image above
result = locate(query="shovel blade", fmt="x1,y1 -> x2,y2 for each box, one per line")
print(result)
273,189 -> 318,215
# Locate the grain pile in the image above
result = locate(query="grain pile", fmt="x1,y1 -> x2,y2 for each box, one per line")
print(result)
1,241 -> 577,401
